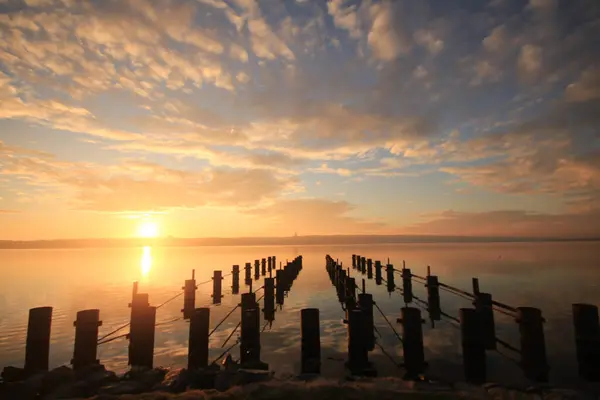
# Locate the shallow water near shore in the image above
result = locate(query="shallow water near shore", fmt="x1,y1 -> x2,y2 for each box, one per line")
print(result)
1,242 -> 599,389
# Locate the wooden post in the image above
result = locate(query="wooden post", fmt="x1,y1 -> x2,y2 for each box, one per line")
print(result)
182,271 -> 196,319
358,293 -> 375,351
254,260 -> 260,280
129,305 -> 156,369
244,262 -> 252,284
261,258 -> 266,276
25,306 -> 53,374
572,303 -> 600,381
240,293 -> 260,366
402,268 -> 413,304
460,308 -> 486,384
301,308 -> 321,374
474,292 -> 496,350
212,270 -> 223,305
398,307 -> 426,377
426,275 -> 441,321
276,270 -> 285,306
188,308 -> 210,370
386,263 -> 395,293
264,278 -> 275,313
72,309 -> 102,371
352,254 -> 356,268
367,259 -> 373,279
516,307 -> 548,382
375,261 -> 382,285
268,257 -> 272,274
346,310 -> 375,376
361,257 -> 366,274
272,256 -> 276,273
232,265 -> 240,295
472,278 -> 480,296
345,277 -> 356,301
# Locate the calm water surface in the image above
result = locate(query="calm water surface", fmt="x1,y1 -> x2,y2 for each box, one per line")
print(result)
0,242 -> 599,388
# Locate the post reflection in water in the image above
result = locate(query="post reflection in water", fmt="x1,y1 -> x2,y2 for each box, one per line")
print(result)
141,246 -> 152,278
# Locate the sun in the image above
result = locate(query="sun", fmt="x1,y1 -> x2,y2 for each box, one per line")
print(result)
138,221 -> 159,238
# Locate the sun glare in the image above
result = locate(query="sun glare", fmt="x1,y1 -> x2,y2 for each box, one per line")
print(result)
141,246 -> 152,278
138,221 -> 159,238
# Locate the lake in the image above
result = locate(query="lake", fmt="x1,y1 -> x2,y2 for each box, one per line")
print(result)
0,242 -> 599,388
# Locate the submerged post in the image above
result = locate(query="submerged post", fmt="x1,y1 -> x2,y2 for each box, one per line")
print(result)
182,271 -> 196,319
367,259 -> 373,279
245,262 -> 252,284
375,261 -> 382,285
474,292 -> 496,350
25,306 -> 53,374
361,257 -> 367,274
261,258 -> 267,276
402,267 -> 413,304
188,308 -> 210,370
232,265 -> 240,295
426,274 -> 441,321
129,305 -> 156,369
352,254 -> 357,268
572,303 -> 600,381
264,278 -> 275,313
254,260 -> 260,280
276,269 -> 285,306
460,308 -> 486,384
386,263 -> 395,293
72,309 -> 102,371
240,293 -> 261,366
358,293 -> 375,351
399,307 -> 426,378
301,308 -> 321,374
516,307 -> 548,382
212,270 -> 223,305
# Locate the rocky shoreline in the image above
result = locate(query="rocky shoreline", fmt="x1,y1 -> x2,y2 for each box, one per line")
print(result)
2,361 -> 598,400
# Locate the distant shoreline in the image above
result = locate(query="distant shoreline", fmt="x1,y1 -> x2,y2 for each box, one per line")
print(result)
1,235 -> 599,249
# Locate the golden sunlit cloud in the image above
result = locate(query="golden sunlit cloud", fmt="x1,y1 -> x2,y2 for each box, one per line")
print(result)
138,221 -> 159,238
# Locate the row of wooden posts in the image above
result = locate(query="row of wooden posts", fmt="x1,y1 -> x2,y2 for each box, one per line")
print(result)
9,255 -> 314,379
327,254 -> 600,383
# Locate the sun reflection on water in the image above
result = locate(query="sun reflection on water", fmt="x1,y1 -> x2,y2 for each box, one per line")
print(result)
141,246 -> 152,278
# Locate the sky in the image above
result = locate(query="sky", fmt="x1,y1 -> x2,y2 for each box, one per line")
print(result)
0,0 -> 599,240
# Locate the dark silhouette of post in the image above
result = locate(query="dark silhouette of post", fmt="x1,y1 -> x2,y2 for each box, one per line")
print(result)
398,307 -> 426,378
516,307 -> 548,382
474,292 -> 496,350
72,309 -> 102,371
375,261 -> 382,285
182,270 -> 196,319
572,303 -> 600,381
358,293 -> 375,351
25,306 -> 53,374
352,254 -> 356,268
367,259 -> 373,279
254,260 -> 260,280
188,308 -> 210,370
261,258 -> 266,276
386,263 -> 395,293
460,308 -> 486,384
402,267 -> 413,304
426,273 -> 441,321
212,270 -> 223,305
129,305 -> 156,369
301,308 -> 321,374
240,293 -> 260,365
232,265 -> 240,294
245,262 -> 252,285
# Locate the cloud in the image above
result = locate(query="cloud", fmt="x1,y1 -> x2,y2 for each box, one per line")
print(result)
245,198 -> 386,235
565,66 -> 600,103
367,1 -> 411,61
518,44 -> 543,78
406,208 -> 600,238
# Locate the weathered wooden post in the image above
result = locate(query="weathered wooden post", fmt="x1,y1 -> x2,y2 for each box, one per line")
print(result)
301,308 -> 321,374
182,270 -> 196,319
572,303 -> 600,381
516,307 -> 548,382
345,277 -> 356,301
267,257 -> 272,274
346,310 -> 375,376
188,308 -> 210,370
352,254 -> 356,268
358,293 -> 375,351
261,258 -> 266,276
212,270 -> 223,305
361,257 -> 367,274
244,262 -> 252,284
398,307 -> 426,377
460,308 -> 486,384
426,270 -> 441,321
129,305 -> 156,369
472,278 -> 480,296
272,256 -> 276,273
367,259 -> 373,279
386,263 -> 395,293
240,293 -> 262,367
474,292 -> 496,350
375,261 -> 382,285
254,260 -> 260,280
264,278 -> 275,313
72,309 -> 102,371
232,265 -> 240,295
402,266 -> 413,304
25,306 -> 53,374
276,269 -> 285,306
